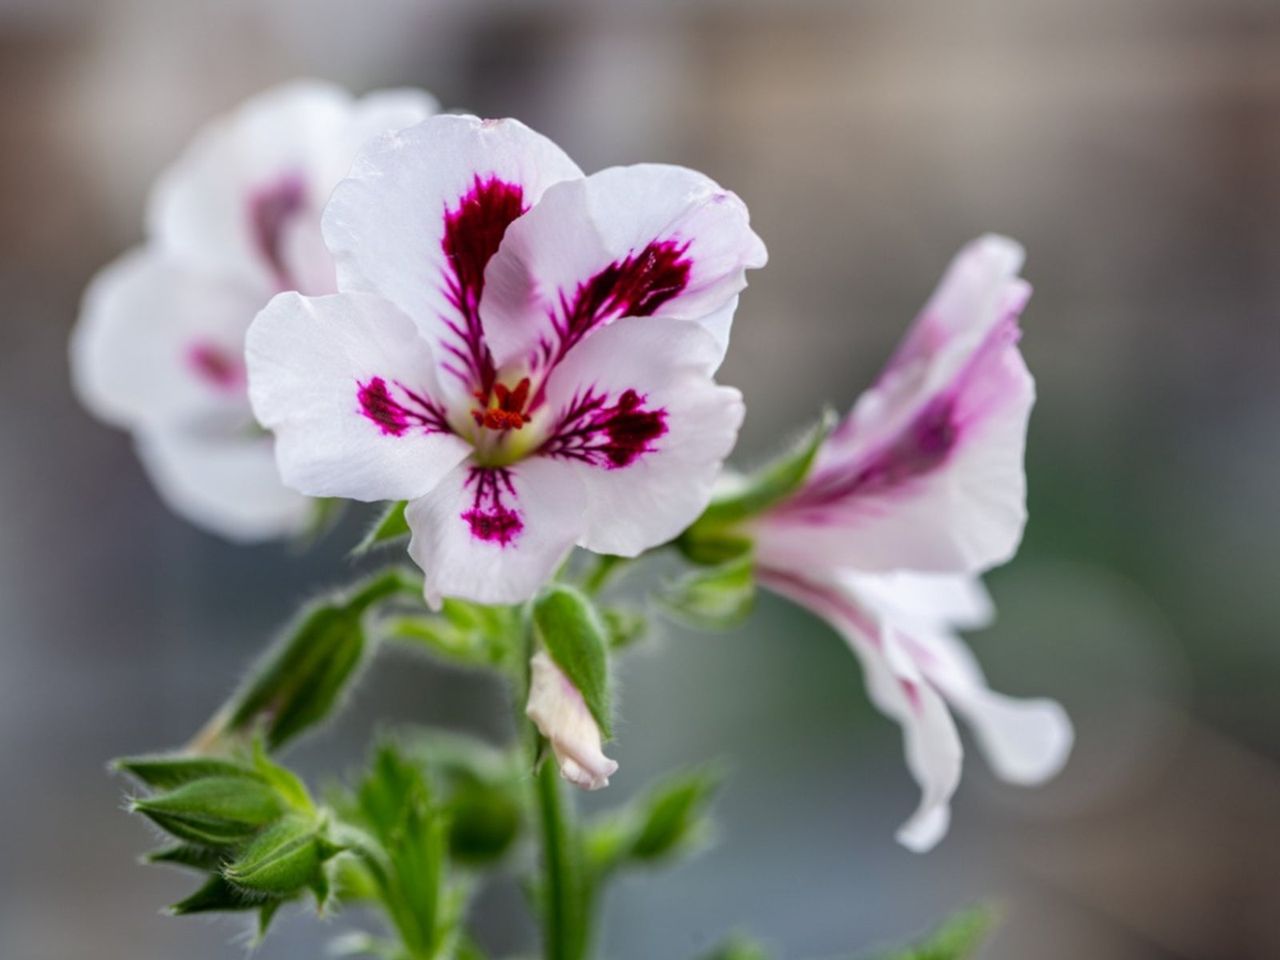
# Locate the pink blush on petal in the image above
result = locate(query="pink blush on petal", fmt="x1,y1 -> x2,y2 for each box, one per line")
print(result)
187,341 -> 244,391
248,173 -> 308,289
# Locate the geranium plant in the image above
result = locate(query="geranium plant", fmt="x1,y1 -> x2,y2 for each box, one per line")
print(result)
72,81 -> 1071,960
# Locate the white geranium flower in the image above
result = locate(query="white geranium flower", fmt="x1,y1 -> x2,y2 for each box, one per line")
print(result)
247,114 -> 766,605
755,236 -> 1072,852
71,80 -> 437,541
525,650 -> 618,791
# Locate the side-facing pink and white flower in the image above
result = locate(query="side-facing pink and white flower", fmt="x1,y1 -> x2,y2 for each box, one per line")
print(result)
247,114 -> 766,606
71,81 -> 436,541
754,236 -> 1072,851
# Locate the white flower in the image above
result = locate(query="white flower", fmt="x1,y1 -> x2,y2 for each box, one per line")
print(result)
71,80 -> 437,541
525,650 -> 618,791
755,236 -> 1072,852
247,114 -> 766,605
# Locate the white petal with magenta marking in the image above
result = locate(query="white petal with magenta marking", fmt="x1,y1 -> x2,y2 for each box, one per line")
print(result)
406,458 -> 586,608
483,163 -> 766,373
537,316 -> 745,557
246,291 -> 470,502
323,114 -> 583,401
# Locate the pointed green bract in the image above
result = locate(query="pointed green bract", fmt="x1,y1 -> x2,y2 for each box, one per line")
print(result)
353,501 -> 410,555
132,776 -> 284,846
224,814 -> 329,895
170,874 -> 274,916
532,584 -> 614,739
588,767 -> 722,873
659,554 -> 756,630
680,409 -> 834,565
877,906 -> 997,960
115,754 -> 260,789
697,937 -> 772,960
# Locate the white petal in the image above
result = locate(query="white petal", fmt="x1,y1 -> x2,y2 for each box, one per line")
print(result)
536,316 -> 745,556
322,114 -> 584,401
901,628 -> 1074,786
525,651 -> 618,791
71,248 -> 260,432
148,80 -> 433,293
136,429 -> 312,542
482,164 -> 767,373
757,238 -> 1033,576
840,571 -> 994,632
246,291 -> 471,501
761,572 -> 962,853
405,458 -> 586,607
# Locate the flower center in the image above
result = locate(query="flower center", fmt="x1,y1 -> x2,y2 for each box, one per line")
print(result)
471,377 -> 532,431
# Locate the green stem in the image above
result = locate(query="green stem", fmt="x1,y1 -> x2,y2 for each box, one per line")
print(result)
536,757 -> 583,960
517,608 -> 588,960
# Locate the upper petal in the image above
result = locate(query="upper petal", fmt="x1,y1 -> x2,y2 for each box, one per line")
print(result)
246,291 -> 471,502
136,428 -> 313,543
536,316 -> 745,556
757,235 -> 1033,576
482,164 -> 767,374
148,80 -> 433,293
71,248 -> 259,433
322,115 -> 584,401
405,458 -> 586,607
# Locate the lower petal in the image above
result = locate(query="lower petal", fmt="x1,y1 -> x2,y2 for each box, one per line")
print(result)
537,316 -> 745,556
761,571 -> 963,853
405,458 -> 586,607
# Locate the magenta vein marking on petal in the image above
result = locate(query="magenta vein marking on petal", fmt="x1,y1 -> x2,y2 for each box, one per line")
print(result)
787,396 -> 958,512
440,175 -> 527,396
187,341 -> 244,391
541,238 -> 693,369
461,466 -> 524,546
357,376 -> 452,437
541,387 -> 668,469
248,172 -> 308,290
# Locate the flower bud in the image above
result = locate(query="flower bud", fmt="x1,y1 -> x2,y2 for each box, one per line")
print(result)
525,651 -> 617,791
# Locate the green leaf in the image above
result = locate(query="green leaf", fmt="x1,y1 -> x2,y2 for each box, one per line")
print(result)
132,776 -> 284,846
532,584 -> 613,738
227,604 -> 366,750
590,768 -> 721,873
679,410 -> 834,564
697,937 -> 771,960
224,814 -> 327,896
169,873 -> 276,915
659,554 -> 756,630
877,906 -> 997,960
114,754 -> 260,790
601,606 -> 648,650
353,501 -> 410,555
446,777 -> 522,866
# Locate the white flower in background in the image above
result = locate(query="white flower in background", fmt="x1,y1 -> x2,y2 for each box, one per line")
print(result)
525,650 -> 618,790
71,80 -> 437,541
247,114 -> 765,605
755,235 -> 1072,852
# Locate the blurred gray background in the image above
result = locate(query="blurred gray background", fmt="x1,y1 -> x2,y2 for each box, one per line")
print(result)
2,1 -> 1279,958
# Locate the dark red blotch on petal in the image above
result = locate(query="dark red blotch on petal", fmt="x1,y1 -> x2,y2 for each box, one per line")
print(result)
358,376 -> 452,437
462,467 -> 524,546
552,240 -> 693,361
542,388 -> 668,469
440,176 -> 527,393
